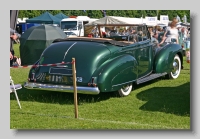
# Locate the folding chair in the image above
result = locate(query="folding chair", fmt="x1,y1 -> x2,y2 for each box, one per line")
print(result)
10,76 -> 22,109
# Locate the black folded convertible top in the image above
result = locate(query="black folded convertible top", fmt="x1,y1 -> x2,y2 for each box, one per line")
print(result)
52,37 -> 133,47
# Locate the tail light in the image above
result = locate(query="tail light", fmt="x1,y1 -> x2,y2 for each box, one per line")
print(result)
93,83 -> 97,87
88,77 -> 97,87
31,73 -> 35,80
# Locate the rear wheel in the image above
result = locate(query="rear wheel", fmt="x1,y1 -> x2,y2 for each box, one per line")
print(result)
118,84 -> 133,97
166,54 -> 181,79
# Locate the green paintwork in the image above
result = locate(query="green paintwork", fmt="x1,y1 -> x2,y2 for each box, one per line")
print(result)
27,26 -> 183,94
95,54 -> 138,92
154,43 -> 183,73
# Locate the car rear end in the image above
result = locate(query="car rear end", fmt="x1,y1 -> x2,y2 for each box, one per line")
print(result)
24,39 -> 117,94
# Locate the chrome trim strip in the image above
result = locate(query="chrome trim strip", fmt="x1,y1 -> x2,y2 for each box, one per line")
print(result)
137,70 -> 153,80
63,42 -> 77,60
49,67 -> 73,75
24,82 -> 100,95
112,71 -> 164,87
112,80 -> 136,87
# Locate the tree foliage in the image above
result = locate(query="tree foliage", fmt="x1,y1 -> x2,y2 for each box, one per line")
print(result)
18,10 -> 190,22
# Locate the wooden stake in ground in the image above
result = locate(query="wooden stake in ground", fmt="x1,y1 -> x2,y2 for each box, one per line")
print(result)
72,58 -> 78,118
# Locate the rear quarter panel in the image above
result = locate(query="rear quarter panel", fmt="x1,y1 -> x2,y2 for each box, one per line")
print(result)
94,54 -> 138,92
154,43 -> 183,73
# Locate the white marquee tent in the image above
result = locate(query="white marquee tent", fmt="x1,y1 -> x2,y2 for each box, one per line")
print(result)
85,16 -> 162,26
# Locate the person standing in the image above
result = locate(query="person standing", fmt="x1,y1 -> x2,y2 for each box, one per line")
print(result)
91,26 -> 99,38
10,28 -> 21,67
105,28 -> 110,37
101,10 -> 106,17
158,17 -> 179,46
10,10 -> 19,67
181,27 -> 188,40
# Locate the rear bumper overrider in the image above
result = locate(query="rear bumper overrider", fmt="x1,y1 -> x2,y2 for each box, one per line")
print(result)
24,82 -> 100,95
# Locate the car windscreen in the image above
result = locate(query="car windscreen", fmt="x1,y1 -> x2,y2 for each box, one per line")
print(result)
61,21 -> 77,31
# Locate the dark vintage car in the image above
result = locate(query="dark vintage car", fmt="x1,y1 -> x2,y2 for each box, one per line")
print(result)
24,24 -> 183,97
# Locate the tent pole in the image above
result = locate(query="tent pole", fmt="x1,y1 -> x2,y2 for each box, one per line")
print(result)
98,25 -> 102,38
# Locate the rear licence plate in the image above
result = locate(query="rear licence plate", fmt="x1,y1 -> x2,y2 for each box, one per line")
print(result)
47,75 -> 73,84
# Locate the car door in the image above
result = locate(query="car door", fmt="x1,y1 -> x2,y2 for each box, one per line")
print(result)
135,40 -> 153,78
122,39 -> 153,79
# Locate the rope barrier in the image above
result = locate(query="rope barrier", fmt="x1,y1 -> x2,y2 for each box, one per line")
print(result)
10,62 -> 72,68
10,58 -> 78,118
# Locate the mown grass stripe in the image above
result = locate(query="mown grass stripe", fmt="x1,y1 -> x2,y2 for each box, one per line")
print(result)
15,111 -> 181,129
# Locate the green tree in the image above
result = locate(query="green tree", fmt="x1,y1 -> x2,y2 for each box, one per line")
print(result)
125,10 -> 134,18
87,10 -> 103,18
110,10 -> 119,16
141,10 -> 146,18
117,10 -> 126,17
48,10 -> 62,15
18,10 -> 190,22
145,10 -> 157,17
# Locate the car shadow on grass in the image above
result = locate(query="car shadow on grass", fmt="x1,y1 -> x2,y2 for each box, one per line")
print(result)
10,76 -> 171,105
10,86 -> 118,105
136,82 -> 190,117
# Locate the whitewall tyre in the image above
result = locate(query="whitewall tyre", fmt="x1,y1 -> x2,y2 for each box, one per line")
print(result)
167,54 -> 181,79
118,84 -> 133,97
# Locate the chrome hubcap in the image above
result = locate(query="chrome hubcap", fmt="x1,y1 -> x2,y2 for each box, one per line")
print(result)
122,85 -> 130,92
172,60 -> 179,76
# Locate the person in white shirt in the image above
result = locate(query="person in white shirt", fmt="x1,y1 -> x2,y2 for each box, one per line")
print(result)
181,27 -> 188,40
159,17 -> 179,46
104,29 -> 110,37
91,26 -> 99,38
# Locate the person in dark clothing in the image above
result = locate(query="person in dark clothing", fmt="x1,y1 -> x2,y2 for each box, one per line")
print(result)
10,28 -> 21,67
101,10 -> 106,17
10,10 -> 19,67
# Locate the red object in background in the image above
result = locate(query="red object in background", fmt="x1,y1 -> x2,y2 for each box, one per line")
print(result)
69,16 -> 77,18
102,32 -> 106,38
186,51 -> 190,63
88,34 -> 92,38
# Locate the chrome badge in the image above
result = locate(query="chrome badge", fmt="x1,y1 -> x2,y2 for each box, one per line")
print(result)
77,77 -> 82,82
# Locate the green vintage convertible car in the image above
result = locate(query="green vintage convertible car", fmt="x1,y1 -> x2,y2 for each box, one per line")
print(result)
24,24 -> 183,97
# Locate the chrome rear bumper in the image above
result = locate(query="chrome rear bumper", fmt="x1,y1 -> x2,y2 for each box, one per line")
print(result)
24,82 -> 100,95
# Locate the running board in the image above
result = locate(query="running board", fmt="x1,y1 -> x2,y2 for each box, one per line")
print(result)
136,72 -> 167,85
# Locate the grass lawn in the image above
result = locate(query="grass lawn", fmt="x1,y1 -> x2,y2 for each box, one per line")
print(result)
10,43 -> 190,129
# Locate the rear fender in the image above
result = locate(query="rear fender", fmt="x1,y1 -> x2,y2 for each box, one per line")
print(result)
154,43 -> 183,73
94,54 -> 138,92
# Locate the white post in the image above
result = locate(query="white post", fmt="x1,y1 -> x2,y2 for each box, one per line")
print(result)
10,76 -> 21,109
72,58 -> 78,118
